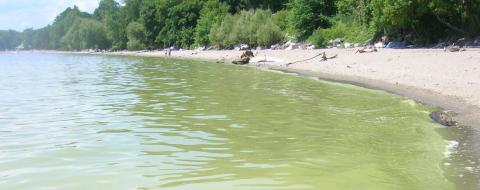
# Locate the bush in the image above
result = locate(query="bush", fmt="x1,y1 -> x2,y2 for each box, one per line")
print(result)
60,18 -> 110,50
273,10 -> 289,31
126,21 -> 146,50
194,0 -> 229,47
307,29 -> 328,48
307,16 -> 376,48
209,10 -> 285,48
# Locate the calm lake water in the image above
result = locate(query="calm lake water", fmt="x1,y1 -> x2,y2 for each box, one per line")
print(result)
0,52 -> 478,190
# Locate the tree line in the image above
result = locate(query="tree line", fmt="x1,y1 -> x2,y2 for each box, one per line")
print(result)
1,0 -> 479,51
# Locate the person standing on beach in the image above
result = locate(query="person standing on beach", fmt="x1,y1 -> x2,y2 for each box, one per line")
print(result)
165,47 -> 172,57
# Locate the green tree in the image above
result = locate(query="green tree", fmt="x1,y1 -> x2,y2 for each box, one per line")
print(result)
94,0 -> 126,50
155,0 -> 204,49
61,18 -> 110,50
0,30 -> 22,50
428,0 -> 480,37
126,21 -> 146,50
209,10 -> 284,48
194,0 -> 230,47
287,0 -> 337,40
336,0 -> 371,25
139,0 -> 161,49
221,0 -> 289,13
21,28 -> 35,49
48,6 -> 92,49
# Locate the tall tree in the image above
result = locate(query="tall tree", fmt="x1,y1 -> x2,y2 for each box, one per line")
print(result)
155,0 -> 204,48
139,0 -> 161,49
287,0 -> 337,39
48,6 -> 91,49
126,21 -> 146,50
94,0 -> 126,50
221,0 -> 288,13
194,0 -> 230,46
60,18 -> 110,50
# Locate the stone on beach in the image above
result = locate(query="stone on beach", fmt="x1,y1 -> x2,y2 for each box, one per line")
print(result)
232,50 -> 254,65
430,111 -> 457,127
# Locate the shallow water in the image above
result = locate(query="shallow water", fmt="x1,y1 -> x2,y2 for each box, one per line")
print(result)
0,52 -> 477,189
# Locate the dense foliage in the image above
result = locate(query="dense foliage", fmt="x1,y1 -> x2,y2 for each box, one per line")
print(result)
0,30 -> 22,50
209,10 -> 284,48
1,0 -> 479,50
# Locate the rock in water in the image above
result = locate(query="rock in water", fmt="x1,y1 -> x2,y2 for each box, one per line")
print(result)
430,111 -> 457,127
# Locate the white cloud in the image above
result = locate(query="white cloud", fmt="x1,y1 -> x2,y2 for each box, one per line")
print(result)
72,0 -> 101,12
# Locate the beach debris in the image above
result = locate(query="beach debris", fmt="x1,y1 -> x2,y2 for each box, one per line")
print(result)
385,41 -> 406,49
430,111 -> 457,127
374,42 -> 385,48
270,44 -> 280,50
232,50 -> 254,65
328,38 -> 344,48
344,42 -> 352,48
355,46 -> 378,54
283,40 -> 300,50
445,45 -> 466,52
320,52 -> 337,61
234,44 -> 249,51
286,52 -> 337,67
241,50 -> 254,59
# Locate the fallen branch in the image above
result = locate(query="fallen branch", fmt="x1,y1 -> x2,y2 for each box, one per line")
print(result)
286,52 -> 337,67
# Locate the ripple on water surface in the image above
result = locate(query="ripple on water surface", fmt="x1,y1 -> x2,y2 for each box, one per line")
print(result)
0,52 -> 478,190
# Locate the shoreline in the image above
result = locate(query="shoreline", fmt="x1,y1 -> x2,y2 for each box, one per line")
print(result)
48,49 -> 480,151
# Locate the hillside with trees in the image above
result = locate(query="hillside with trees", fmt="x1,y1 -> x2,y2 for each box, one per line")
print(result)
1,0 -> 479,51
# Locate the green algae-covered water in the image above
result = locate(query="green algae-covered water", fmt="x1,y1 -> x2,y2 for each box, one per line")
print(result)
0,53 -> 477,189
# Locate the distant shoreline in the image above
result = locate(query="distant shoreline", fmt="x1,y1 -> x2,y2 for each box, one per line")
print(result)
46,49 -> 480,145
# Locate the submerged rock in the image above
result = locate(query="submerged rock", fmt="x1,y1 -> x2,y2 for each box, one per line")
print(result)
430,111 -> 457,127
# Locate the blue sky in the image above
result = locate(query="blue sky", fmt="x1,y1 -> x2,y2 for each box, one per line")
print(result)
0,0 -> 102,31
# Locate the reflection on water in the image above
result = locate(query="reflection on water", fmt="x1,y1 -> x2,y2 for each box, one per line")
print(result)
0,52 -> 477,190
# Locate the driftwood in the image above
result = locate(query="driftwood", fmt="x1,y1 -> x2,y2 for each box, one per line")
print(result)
320,52 -> 338,61
430,111 -> 457,127
232,50 -> 254,65
286,52 -> 337,67
446,46 -> 466,52
232,57 -> 250,65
